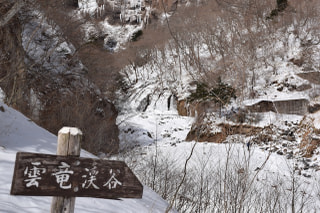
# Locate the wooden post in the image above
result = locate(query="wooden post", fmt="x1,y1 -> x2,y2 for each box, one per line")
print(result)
51,127 -> 82,213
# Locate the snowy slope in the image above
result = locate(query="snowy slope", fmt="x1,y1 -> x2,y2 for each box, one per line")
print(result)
114,49 -> 320,211
0,101 -> 174,213
112,9 -> 320,210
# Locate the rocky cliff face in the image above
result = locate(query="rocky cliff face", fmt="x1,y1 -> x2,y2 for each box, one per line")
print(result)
0,0 -> 119,155
0,1 -> 27,110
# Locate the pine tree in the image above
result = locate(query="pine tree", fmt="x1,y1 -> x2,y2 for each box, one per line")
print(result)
277,0 -> 288,12
267,0 -> 288,19
188,77 -> 236,108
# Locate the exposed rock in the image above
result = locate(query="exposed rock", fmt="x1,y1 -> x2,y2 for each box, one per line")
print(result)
253,133 -> 273,144
186,128 -> 225,143
308,103 -> 320,113
286,151 -> 293,159
302,173 -> 311,178
277,86 -> 283,91
137,94 -> 151,112
282,134 -> 296,142
177,99 -> 219,117
104,38 -> 117,52
222,123 -> 263,136
147,132 -> 152,138
186,122 -> 263,143
177,100 -> 189,116
300,137 -> 320,158
277,150 -> 284,155
0,2 -> 120,155
162,133 -> 171,138
167,94 -> 177,111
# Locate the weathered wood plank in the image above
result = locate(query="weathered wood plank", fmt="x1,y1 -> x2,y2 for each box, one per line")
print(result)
10,152 -> 143,199
51,127 -> 82,213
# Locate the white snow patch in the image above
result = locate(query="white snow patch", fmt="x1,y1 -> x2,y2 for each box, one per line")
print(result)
59,127 -> 83,135
78,0 -> 98,14
311,111 -> 320,130
0,101 -> 174,213
0,87 -> 4,102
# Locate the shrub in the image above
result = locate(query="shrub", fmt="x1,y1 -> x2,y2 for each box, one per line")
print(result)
277,0 -> 288,12
187,82 -> 209,102
188,77 -> 236,106
267,0 -> 288,19
209,77 -> 236,105
131,30 -> 143,42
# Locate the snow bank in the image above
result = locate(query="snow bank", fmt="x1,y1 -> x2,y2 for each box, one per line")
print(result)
0,101 -> 174,213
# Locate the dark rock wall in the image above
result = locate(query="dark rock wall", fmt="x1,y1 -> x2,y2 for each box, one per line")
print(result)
0,1 -> 120,155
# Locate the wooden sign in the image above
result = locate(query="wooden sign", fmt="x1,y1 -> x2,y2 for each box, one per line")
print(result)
11,152 -> 143,199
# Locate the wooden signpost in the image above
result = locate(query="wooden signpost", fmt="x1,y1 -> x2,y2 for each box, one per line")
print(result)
11,152 -> 143,198
10,127 -> 143,213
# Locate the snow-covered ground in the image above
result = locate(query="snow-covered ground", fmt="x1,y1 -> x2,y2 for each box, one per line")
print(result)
114,61 -> 320,212
113,11 -> 320,210
114,88 -> 320,211
2,1 -> 320,211
1,96 -> 320,212
115,90 -> 320,212
0,101 -> 174,213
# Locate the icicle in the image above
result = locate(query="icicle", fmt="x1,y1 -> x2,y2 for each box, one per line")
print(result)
137,15 -> 141,23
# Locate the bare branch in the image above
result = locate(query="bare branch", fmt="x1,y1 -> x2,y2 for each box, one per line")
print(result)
0,0 -> 25,27
165,141 -> 197,213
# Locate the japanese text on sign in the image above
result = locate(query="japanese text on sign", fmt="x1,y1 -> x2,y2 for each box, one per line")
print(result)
23,161 -> 122,190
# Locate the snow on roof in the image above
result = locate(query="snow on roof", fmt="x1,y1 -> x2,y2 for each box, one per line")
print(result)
243,94 -> 309,106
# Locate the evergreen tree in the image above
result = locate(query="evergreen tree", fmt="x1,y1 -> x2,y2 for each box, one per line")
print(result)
188,77 -> 236,108
267,0 -> 288,19
209,77 -> 236,105
277,0 -> 288,12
